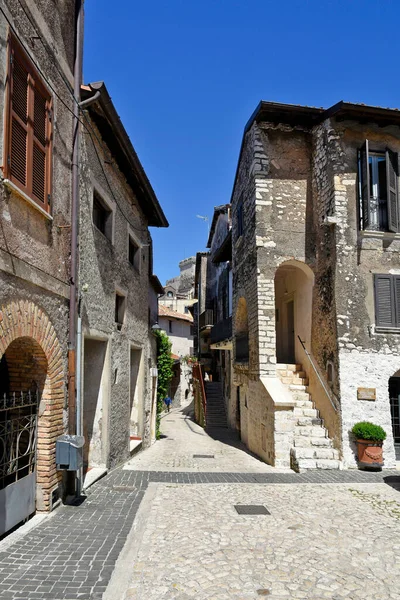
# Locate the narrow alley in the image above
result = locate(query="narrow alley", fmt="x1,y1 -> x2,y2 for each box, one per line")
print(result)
0,402 -> 399,600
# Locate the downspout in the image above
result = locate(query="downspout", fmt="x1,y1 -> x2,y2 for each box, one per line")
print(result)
68,0 -> 84,436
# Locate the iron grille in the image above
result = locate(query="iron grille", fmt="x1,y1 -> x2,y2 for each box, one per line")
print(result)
0,391 -> 39,491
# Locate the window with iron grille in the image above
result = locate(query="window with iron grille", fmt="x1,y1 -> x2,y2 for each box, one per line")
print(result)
359,141 -> 399,232
4,35 -> 52,213
374,274 -> 400,328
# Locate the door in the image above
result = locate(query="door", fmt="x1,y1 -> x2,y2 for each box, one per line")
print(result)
286,300 -> 295,364
389,377 -> 400,460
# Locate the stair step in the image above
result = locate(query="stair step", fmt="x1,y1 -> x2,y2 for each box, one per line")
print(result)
294,425 -> 327,437
276,363 -> 302,372
293,399 -> 314,408
291,447 -> 340,460
296,417 -> 323,427
293,436 -> 333,448
293,407 -> 318,417
289,384 -> 309,392
292,458 -> 341,471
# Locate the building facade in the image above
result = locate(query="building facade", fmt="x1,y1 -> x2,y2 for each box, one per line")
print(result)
79,82 -> 168,472
231,100 -> 400,470
158,303 -> 194,406
0,1 -> 77,531
159,256 -> 196,315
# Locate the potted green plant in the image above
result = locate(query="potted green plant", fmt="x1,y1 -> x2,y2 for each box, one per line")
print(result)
351,421 -> 387,469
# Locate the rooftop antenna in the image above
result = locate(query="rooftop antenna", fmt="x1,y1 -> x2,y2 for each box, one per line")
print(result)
196,214 -> 209,234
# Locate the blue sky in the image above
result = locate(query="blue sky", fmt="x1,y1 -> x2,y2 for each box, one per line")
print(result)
84,0 -> 399,284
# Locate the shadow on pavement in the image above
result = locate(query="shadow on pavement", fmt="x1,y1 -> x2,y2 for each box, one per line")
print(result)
384,475 -> 400,492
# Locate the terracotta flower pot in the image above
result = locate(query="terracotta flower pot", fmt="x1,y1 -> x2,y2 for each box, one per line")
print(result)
356,439 -> 384,468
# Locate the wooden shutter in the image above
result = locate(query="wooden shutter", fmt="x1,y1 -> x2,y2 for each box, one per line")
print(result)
5,36 -> 52,212
375,274 -> 395,327
360,141 -> 370,230
394,276 -> 400,327
386,148 -> 399,233
9,54 -> 29,190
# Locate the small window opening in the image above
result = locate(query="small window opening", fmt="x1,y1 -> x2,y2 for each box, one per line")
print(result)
167,291 -> 173,298
128,236 -> 140,270
115,293 -> 126,330
168,320 -> 173,333
93,191 -> 112,240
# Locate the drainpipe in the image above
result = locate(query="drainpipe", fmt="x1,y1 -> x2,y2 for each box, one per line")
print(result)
68,0 -> 84,438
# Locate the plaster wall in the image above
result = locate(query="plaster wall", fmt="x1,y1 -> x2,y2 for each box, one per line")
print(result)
79,112 -> 157,466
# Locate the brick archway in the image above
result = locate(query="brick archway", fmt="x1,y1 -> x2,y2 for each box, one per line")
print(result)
0,300 -> 65,511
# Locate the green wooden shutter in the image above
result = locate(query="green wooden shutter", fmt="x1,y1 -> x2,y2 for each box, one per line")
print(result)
386,149 -> 399,233
375,274 -> 395,327
360,140 -> 370,229
394,276 -> 400,327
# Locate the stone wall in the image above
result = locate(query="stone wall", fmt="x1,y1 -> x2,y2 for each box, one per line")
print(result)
79,108 -> 156,467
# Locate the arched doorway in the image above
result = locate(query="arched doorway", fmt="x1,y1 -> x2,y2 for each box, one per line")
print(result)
0,301 -> 64,534
274,261 -> 314,365
389,372 -> 400,460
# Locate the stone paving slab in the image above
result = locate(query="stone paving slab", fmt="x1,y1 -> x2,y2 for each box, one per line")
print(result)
124,406 -> 282,473
122,481 -> 400,600
0,469 -> 398,599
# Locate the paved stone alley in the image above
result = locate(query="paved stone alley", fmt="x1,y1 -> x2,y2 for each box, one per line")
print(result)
0,402 -> 399,599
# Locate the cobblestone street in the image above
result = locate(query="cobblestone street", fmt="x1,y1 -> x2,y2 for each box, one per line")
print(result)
0,403 -> 399,599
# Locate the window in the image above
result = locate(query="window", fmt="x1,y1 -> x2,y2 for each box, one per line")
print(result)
115,292 -> 126,330
237,201 -> 244,237
4,36 -> 52,212
93,191 -> 112,240
128,235 -> 140,270
167,291 -> 173,298
168,320 -> 173,333
359,141 -> 399,232
374,274 -> 400,328
184,306 -> 189,314
190,325 -> 195,336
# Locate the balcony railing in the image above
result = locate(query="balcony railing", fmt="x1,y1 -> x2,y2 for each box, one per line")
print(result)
210,316 -> 232,344
199,309 -> 214,329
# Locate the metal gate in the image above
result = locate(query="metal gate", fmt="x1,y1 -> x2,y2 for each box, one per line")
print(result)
0,391 -> 38,536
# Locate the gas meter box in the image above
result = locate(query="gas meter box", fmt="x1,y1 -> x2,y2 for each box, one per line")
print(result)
56,435 -> 84,471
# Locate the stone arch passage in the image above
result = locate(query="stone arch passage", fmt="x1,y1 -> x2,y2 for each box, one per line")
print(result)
0,301 -> 65,511
274,260 -> 314,365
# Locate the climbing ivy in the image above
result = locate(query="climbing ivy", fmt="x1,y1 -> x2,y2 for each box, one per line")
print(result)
154,329 -> 174,439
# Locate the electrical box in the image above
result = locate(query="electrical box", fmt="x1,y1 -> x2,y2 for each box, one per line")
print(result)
56,435 -> 85,471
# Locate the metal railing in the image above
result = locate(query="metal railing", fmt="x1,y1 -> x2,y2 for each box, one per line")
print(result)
210,316 -> 232,344
0,391 -> 39,490
199,309 -> 214,329
192,363 -> 207,423
297,336 -> 338,412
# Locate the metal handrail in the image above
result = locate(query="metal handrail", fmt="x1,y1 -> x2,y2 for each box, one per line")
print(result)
297,336 -> 338,413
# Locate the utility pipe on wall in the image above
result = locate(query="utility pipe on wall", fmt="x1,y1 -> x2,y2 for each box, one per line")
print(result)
68,0 -> 84,436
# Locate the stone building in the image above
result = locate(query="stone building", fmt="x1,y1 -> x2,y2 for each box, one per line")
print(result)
194,205 -> 234,427
159,256 -> 196,314
0,1 -> 78,531
231,100 -> 400,470
158,304 -> 194,406
78,82 -> 168,472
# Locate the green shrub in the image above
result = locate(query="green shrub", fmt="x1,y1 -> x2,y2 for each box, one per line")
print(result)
154,330 -> 174,439
351,421 -> 387,442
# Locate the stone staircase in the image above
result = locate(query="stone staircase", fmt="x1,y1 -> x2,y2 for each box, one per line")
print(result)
277,363 -> 341,472
204,382 -> 228,429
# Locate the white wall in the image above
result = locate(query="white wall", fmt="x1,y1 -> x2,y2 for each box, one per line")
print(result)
159,316 -> 194,357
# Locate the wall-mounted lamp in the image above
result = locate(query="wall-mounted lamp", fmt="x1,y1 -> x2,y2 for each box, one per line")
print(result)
151,322 -> 161,333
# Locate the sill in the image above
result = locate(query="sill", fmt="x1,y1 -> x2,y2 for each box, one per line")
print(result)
3,179 -> 52,221
374,327 -> 400,335
93,224 -> 113,244
360,230 -> 400,240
